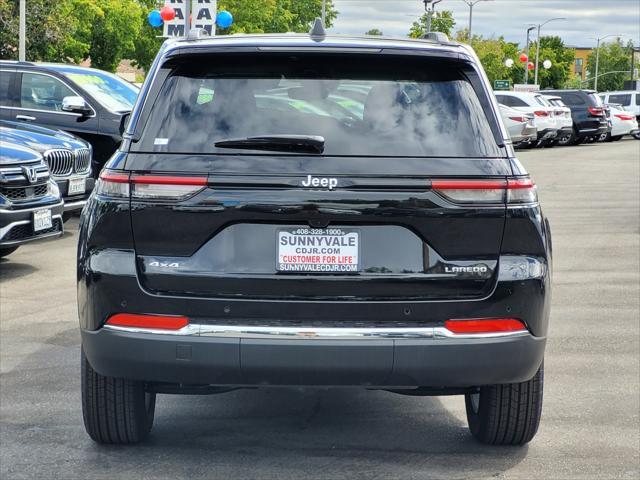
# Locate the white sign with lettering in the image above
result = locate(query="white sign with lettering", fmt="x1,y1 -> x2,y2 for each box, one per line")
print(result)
162,0 -> 217,37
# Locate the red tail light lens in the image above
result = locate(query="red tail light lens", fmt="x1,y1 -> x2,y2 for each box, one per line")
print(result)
445,318 -> 527,334
95,170 -> 208,200
533,110 -> 549,117
106,313 -> 189,330
614,113 -> 634,121
131,174 -> 208,200
96,170 -> 130,198
509,116 -> 527,123
507,177 -> 537,204
431,177 -> 537,204
588,106 -> 604,116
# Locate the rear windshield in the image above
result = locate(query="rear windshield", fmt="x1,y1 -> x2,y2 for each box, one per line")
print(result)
133,54 -> 501,157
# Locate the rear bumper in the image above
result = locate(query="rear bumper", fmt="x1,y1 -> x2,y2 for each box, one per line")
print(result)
0,200 -> 64,246
576,121 -> 608,137
536,128 -> 558,142
81,326 -> 546,388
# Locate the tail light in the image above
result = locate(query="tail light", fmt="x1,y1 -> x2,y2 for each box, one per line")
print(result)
444,318 -> 527,334
588,106 -> 604,116
533,110 -> 549,117
96,170 -> 208,200
95,170 -> 129,198
431,177 -> 537,204
509,116 -> 527,123
614,113 -> 635,121
106,313 -> 189,331
131,174 -> 207,200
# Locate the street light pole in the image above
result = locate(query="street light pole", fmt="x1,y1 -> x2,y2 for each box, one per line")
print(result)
594,37 -> 601,91
461,0 -> 493,41
19,0 -> 26,61
592,34 -> 627,91
533,17 -> 566,86
423,0 -> 442,34
184,0 -> 190,36
524,26 -> 536,84
322,0 -> 326,27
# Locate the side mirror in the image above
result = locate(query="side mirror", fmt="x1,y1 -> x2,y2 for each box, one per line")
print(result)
119,112 -> 131,137
62,96 -> 92,116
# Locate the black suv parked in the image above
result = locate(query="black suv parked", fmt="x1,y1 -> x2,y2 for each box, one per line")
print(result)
1,141 -> 64,256
78,29 -> 552,446
1,120 -> 95,218
543,89 -> 609,144
0,61 -> 139,176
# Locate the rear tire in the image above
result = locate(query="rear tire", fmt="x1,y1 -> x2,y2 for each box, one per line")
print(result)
465,362 -> 544,446
0,246 -> 19,257
556,133 -> 572,146
81,349 -> 156,444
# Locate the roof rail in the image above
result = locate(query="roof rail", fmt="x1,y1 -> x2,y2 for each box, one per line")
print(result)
309,17 -> 326,42
186,28 -> 210,41
422,32 -> 449,42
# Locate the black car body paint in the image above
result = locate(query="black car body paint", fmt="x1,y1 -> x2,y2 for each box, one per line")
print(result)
76,34 -> 552,445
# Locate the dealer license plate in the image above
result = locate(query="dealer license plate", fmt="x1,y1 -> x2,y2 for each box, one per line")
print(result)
33,209 -> 52,232
68,178 -> 86,195
277,228 -> 360,273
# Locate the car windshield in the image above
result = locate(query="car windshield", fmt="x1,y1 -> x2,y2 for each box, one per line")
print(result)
57,68 -> 138,112
133,54 -> 502,158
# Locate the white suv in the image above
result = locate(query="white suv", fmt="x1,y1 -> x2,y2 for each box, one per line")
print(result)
543,95 -> 574,146
494,91 -> 559,147
599,91 -> 640,119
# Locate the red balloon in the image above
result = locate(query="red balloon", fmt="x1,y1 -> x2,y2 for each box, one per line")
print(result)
160,6 -> 175,21
519,53 -> 528,63
527,62 -> 535,70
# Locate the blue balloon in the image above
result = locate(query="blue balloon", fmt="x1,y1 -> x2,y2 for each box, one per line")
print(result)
148,10 -> 163,28
216,10 -> 233,29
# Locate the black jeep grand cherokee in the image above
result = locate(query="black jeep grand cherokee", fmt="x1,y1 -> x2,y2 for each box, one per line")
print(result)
78,30 -> 552,446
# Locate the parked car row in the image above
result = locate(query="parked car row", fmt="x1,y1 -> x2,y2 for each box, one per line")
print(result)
1,61 -> 141,258
0,61 -> 139,176
495,89 -> 639,148
0,122 -> 95,257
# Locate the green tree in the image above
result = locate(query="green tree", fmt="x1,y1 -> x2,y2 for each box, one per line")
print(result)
131,0 -> 164,73
365,28 -> 383,36
526,36 -> 574,89
474,37 -> 520,85
0,0 -> 84,61
586,38 -> 634,91
409,10 -> 456,38
87,0 -> 142,72
216,0 -> 337,34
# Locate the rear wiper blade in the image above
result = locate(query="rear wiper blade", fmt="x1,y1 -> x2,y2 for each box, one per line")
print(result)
214,135 -> 325,154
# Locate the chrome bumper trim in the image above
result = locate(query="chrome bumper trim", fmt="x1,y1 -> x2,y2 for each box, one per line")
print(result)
0,214 -> 63,245
103,323 -> 530,340
0,200 -> 64,214
63,199 -> 87,211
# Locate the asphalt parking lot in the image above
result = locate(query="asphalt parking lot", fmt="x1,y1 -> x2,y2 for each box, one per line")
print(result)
1,139 -> 639,480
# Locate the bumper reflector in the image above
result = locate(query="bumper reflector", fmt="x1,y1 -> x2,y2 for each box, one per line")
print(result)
106,313 -> 189,331
444,318 -> 526,334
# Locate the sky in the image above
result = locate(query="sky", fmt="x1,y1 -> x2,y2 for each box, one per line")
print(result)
328,0 -> 640,48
